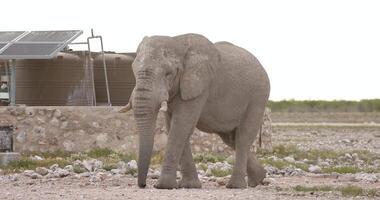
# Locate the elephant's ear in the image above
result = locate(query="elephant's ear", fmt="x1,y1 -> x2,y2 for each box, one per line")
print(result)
180,47 -> 218,100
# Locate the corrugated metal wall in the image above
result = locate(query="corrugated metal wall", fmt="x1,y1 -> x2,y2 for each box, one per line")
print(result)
7,51 -> 136,106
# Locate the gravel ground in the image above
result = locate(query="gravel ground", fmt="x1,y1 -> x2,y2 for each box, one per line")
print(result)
0,112 -> 379,200
1,174 -> 378,200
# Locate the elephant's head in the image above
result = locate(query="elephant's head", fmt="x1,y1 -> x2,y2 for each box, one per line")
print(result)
130,34 -> 220,188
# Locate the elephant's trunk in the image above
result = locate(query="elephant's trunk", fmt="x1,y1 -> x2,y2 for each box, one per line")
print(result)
133,75 -> 159,188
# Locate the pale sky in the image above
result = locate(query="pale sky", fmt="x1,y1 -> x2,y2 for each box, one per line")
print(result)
2,0 -> 379,100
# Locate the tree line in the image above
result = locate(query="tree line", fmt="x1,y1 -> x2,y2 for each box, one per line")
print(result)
268,99 -> 380,112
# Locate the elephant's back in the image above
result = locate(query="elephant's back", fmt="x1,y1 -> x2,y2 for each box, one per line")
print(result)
214,41 -> 270,95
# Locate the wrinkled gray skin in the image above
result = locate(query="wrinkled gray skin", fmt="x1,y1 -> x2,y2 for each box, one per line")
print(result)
130,34 -> 270,189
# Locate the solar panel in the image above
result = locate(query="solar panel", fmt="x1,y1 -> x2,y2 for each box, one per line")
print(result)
0,43 -> 7,50
0,31 -> 26,42
0,30 -> 82,59
19,31 -> 80,42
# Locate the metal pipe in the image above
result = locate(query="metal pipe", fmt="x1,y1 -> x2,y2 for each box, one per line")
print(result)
99,36 -> 111,106
86,29 -> 111,106
87,37 -> 97,106
9,59 -> 16,106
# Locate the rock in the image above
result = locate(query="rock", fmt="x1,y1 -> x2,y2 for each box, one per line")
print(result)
50,164 -> 59,171
16,132 -> 26,143
319,161 -> 330,166
344,153 -> 353,161
25,107 -> 35,116
353,173 -> 378,183
127,160 -> 137,171
308,165 -> 322,174
31,155 -> 44,161
352,153 -> 359,161
216,177 -> 227,186
35,167 -> 49,176
60,121 -> 68,129
284,156 -> 296,163
283,168 -> 305,176
341,139 -> 351,144
53,109 -> 62,118
264,165 -> 279,175
10,174 -> 18,181
148,170 -> 160,179
111,169 -> 122,174
30,173 -> 42,179
79,172 -> 91,178
56,168 -> 70,177
205,168 -> 213,177
64,165 -> 74,173
50,117 -> 60,126
117,161 -> 126,169
0,169 -> 4,176
95,172 -> 107,181
23,170 -> 35,177
82,159 -> 102,172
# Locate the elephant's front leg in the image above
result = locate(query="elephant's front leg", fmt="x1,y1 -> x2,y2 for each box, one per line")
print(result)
154,96 -> 207,189
178,140 -> 202,188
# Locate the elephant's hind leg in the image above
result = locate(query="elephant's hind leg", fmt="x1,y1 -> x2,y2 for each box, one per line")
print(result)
247,153 -> 266,187
219,105 -> 266,188
178,140 -> 202,188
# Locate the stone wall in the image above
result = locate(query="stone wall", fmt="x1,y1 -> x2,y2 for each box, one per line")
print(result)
0,106 -> 271,154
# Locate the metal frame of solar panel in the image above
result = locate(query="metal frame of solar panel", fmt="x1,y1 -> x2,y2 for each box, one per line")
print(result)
0,30 -> 83,59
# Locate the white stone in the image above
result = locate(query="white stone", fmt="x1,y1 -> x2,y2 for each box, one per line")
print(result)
111,169 -> 121,174
25,107 -> 35,116
31,155 -> 44,161
344,153 -> 352,160
23,170 -> 35,177
353,173 -> 378,183
308,165 -> 322,174
35,167 -> 49,176
56,168 -> 70,177
64,165 -> 74,173
16,132 -> 26,143
50,117 -> 60,127
30,173 -> 42,179
50,164 -> 59,171
82,159 -> 103,172
284,156 -> 296,163
79,172 -> 91,177
127,160 -> 137,171
53,109 -> 62,118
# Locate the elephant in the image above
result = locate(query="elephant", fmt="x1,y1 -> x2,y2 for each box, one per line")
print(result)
122,33 -> 270,189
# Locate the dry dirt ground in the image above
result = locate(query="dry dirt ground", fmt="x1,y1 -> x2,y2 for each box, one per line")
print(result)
1,112 -> 379,200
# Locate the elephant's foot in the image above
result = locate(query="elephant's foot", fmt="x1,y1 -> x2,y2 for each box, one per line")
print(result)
226,174 -> 247,189
154,173 -> 178,189
247,163 -> 266,187
178,178 -> 202,188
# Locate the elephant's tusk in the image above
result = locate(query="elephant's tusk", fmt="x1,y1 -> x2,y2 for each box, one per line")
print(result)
159,101 -> 168,112
119,103 -> 132,113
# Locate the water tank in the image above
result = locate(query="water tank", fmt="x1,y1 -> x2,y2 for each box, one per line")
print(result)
14,52 -> 94,105
93,53 -> 135,106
